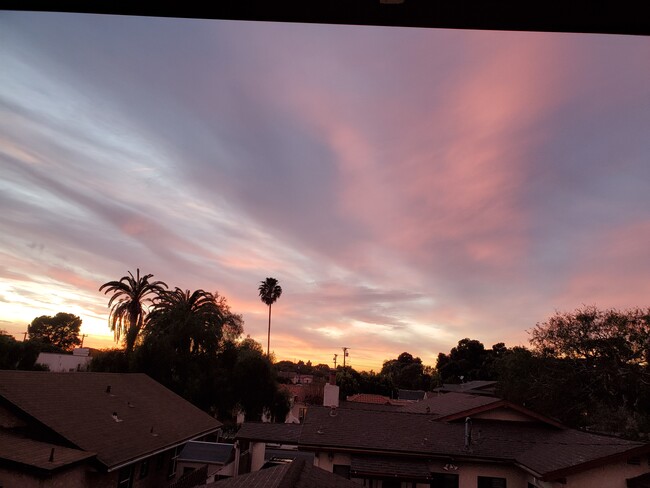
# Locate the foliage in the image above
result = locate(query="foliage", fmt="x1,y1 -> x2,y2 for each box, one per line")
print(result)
89,348 -> 130,373
258,277 -> 282,356
0,331 -> 51,370
27,313 -> 82,351
492,306 -> 650,437
381,352 -> 433,391
143,288 -> 240,357
336,366 -> 361,400
99,269 -> 167,354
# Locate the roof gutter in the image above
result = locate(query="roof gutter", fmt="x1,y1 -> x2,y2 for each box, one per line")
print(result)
106,426 -> 221,472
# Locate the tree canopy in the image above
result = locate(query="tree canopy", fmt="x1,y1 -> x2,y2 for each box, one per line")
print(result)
99,269 -> 167,354
28,312 -> 82,351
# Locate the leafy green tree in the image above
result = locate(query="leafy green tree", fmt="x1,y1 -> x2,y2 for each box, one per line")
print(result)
0,331 -> 23,369
359,370 -> 395,397
89,348 -> 130,373
28,313 -> 82,351
336,366 -> 361,400
436,338 -> 488,383
99,269 -> 167,354
232,346 -> 280,421
381,352 -> 432,390
258,277 -> 282,356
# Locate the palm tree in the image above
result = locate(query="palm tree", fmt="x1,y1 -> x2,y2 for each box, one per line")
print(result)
144,288 -> 228,356
99,269 -> 167,354
258,277 -> 282,357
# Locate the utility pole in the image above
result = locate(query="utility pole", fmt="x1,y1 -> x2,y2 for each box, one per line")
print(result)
333,354 -> 338,368
23,331 -> 28,342
342,347 -> 349,368
80,334 -> 88,348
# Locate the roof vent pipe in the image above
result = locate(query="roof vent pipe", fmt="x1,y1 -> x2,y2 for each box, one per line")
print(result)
464,417 -> 472,450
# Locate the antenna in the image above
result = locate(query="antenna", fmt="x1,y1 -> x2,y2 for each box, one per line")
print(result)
342,347 -> 349,368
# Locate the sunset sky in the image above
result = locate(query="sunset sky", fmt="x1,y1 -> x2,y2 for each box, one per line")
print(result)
1,12 -> 650,371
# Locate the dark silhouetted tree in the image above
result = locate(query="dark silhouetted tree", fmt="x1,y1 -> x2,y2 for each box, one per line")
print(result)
28,313 -> 82,351
258,277 -> 282,357
99,269 -> 167,354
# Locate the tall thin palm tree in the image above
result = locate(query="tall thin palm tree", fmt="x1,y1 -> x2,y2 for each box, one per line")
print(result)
258,277 -> 282,357
99,269 -> 167,354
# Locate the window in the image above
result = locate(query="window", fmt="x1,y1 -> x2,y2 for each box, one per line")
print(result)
333,464 -> 351,479
381,479 -> 401,488
117,466 -> 133,488
139,459 -> 149,479
431,473 -> 459,488
477,477 -> 506,488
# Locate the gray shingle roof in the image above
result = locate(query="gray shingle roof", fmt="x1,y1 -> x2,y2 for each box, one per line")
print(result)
298,406 -> 647,478
0,430 -> 95,471
351,455 -> 431,479
204,459 -> 361,488
235,422 -> 302,444
0,371 -> 222,470
178,441 -> 233,464
400,392 -> 500,415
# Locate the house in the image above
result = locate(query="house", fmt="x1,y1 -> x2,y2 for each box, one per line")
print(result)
0,370 -> 222,488
34,347 -> 93,372
176,441 -> 235,481
234,392 -> 650,488
200,458 -> 361,488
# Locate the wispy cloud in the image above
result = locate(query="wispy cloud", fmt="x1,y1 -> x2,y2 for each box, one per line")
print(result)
1,13 -> 649,370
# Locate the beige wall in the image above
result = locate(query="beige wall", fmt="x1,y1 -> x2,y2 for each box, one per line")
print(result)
552,458 -> 650,488
471,408 -> 539,422
431,460 -> 528,488
313,451 -> 351,471
250,441 -> 266,471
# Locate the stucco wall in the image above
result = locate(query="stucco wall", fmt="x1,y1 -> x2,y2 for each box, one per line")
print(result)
553,458 -> 650,488
471,408 -> 538,422
250,441 -> 266,471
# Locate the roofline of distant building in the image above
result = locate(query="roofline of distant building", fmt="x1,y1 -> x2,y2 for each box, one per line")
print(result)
106,426 -> 222,472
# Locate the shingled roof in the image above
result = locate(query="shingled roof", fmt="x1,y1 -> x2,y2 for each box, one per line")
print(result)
203,459 -> 360,488
0,430 -> 95,472
298,406 -> 648,481
0,371 -> 222,471
399,392 -> 500,416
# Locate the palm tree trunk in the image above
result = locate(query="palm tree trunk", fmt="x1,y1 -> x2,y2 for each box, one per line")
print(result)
267,303 -> 272,357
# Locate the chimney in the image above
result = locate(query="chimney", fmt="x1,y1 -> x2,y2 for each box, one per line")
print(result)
323,369 -> 339,408
328,369 -> 336,386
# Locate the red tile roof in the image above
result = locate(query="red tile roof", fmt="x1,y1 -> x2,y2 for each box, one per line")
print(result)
0,371 -> 222,470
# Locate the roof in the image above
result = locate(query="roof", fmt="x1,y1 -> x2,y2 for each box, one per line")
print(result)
236,422 -> 303,444
0,371 -> 222,470
298,406 -> 648,480
433,381 -> 498,396
398,389 -> 426,401
628,472 -> 650,488
351,455 -> 430,480
400,392 -> 501,416
346,393 -> 393,404
177,441 -> 233,464
338,400 -> 404,412
0,430 -> 95,472
203,458 -> 360,488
